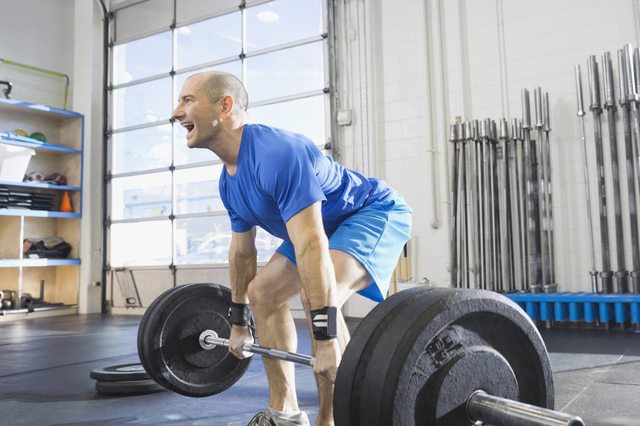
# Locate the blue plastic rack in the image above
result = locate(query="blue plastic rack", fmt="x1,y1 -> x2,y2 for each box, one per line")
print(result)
505,292 -> 640,327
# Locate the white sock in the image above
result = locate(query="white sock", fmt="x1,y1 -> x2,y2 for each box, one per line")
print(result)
267,407 -> 301,420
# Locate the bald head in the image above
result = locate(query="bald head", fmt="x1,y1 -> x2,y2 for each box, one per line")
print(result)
189,71 -> 249,112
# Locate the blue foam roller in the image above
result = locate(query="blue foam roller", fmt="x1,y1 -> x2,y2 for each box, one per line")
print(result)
569,302 -> 580,322
584,302 -> 595,323
525,301 -> 539,320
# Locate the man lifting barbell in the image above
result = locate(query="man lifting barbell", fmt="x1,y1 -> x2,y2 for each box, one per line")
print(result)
171,71 -> 413,426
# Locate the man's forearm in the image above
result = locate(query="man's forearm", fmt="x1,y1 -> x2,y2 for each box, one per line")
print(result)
294,236 -> 336,310
229,247 -> 257,304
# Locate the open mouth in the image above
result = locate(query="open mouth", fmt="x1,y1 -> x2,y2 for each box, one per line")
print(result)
181,121 -> 195,138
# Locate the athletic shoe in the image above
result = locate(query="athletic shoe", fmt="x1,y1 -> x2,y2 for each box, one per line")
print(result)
247,408 -> 310,426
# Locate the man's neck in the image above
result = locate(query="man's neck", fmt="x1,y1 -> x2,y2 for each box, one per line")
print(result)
211,121 -> 245,176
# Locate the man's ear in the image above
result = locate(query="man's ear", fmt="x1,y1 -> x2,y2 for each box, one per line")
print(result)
220,95 -> 235,119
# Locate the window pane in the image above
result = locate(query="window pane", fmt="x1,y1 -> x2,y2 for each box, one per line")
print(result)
176,12 -> 242,70
175,216 -> 232,264
246,0 -> 323,51
113,32 -> 172,85
111,172 -> 171,220
112,77 -> 172,129
111,124 -> 173,174
256,227 -> 282,263
174,131 -> 219,166
174,61 -> 242,110
246,42 -> 324,103
249,95 -> 326,146
110,220 -> 172,266
175,164 -> 224,214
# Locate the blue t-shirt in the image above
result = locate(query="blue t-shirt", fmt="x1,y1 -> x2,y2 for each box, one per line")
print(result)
219,124 -> 393,241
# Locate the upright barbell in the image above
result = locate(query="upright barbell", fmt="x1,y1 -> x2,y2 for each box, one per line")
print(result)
137,283 -> 584,426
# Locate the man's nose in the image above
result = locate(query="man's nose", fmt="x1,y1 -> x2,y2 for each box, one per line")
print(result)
172,105 -> 184,121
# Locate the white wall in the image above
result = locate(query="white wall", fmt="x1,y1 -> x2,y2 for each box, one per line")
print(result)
0,0 -> 75,75
0,0 -> 106,313
347,0 -> 640,307
0,0 -> 75,107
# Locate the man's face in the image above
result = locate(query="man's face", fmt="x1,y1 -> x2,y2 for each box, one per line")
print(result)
172,75 -> 222,149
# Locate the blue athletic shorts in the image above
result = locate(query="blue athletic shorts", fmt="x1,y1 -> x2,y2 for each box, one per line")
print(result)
275,195 -> 412,302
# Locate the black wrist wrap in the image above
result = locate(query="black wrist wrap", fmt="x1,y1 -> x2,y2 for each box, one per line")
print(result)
311,306 -> 338,340
228,302 -> 252,326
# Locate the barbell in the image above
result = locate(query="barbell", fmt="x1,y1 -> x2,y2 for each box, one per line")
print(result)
137,283 -> 584,426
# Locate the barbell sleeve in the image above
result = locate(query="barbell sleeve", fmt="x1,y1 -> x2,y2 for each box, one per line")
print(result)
619,49 -> 630,105
587,55 -> 601,111
602,52 -> 615,108
522,89 -> 531,129
202,331 -> 314,367
467,390 -> 585,426
624,44 -> 636,101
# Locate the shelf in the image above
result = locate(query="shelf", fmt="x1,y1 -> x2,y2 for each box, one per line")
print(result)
0,208 -> 80,218
0,98 -> 84,318
0,132 -> 81,154
0,258 -> 81,268
0,98 -> 82,119
0,180 -> 81,191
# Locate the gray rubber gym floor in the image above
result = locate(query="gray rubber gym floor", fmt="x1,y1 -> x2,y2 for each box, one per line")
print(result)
0,314 -> 639,426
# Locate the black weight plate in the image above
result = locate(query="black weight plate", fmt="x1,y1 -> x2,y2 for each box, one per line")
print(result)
137,283 -> 252,397
334,287 -> 433,426
90,363 -> 149,382
338,288 -> 554,426
137,283 -> 198,377
138,283 -> 209,384
95,379 -> 165,396
137,283 -> 223,388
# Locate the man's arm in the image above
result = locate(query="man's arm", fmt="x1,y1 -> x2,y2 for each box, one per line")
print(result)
285,201 -> 341,381
229,228 -> 257,304
285,202 -> 336,310
228,228 -> 257,359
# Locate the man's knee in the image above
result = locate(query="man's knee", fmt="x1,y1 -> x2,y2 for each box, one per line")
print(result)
247,277 -> 289,315
247,279 -> 267,312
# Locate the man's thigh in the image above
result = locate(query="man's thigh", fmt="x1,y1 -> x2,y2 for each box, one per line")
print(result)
249,252 -> 301,307
276,197 -> 412,303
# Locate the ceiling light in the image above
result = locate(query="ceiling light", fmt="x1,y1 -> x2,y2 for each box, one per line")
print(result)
257,11 -> 280,23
